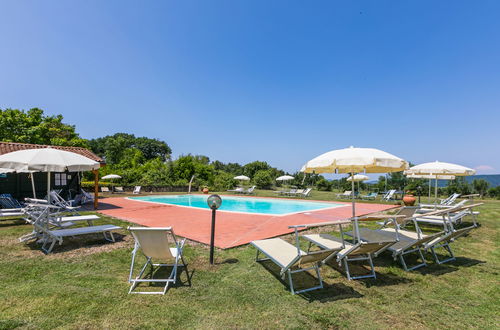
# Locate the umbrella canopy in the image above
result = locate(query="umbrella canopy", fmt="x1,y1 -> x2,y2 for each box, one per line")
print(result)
301,146 -> 408,174
234,175 -> 250,181
276,175 -> 294,181
404,161 -> 475,177
406,173 -> 456,180
347,174 -> 370,182
101,174 -> 122,180
0,148 -> 100,172
0,148 -> 100,202
302,146 -> 408,243
405,161 -> 475,203
0,168 -> 16,174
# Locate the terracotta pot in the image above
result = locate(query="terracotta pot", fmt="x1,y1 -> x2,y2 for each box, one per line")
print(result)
202,187 -> 209,194
403,194 -> 416,206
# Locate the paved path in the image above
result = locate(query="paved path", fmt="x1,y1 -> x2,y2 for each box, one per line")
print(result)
97,195 -> 397,249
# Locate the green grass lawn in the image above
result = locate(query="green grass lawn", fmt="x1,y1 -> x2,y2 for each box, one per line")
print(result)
0,192 -> 499,329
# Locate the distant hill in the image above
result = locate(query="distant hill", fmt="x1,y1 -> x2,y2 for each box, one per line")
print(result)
465,174 -> 500,188
366,174 -> 500,188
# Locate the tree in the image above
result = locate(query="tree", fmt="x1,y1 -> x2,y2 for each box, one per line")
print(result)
88,133 -> 171,164
243,161 -> 271,178
472,179 -> 489,197
0,108 -> 88,147
253,169 -> 274,189
315,177 -> 332,191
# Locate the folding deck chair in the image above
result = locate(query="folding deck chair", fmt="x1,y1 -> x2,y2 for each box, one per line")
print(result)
382,189 -> 396,201
128,227 -> 188,295
251,223 -> 344,295
302,215 -> 400,280
421,204 -> 482,264
132,186 -> 142,194
415,203 -> 483,228
20,204 -> 121,253
344,207 -> 444,271
0,194 -> 24,209
336,191 -> 352,199
49,191 -> 80,215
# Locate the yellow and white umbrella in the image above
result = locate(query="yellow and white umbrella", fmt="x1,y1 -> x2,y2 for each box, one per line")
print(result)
405,161 -> 475,203
302,146 -> 408,241
347,174 -> 370,194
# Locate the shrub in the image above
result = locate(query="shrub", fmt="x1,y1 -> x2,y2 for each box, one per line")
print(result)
253,170 -> 274,189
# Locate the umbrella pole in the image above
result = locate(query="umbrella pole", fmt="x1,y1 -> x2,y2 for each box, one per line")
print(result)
30,172 -> 36,199
428,179 -> 431,199
47,171 -> 51,203
351,172 -> 360,243
434,178 -> 438,205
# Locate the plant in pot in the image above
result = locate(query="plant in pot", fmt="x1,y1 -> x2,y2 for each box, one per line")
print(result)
403,190 -> 416,206
202,186 -> 209,194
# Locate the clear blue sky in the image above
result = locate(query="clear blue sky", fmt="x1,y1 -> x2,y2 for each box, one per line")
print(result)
1,1 -> 499,176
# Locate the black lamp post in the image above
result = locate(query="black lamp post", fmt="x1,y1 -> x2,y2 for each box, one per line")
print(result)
207,194 -> 222,265
417,185 -> 422,204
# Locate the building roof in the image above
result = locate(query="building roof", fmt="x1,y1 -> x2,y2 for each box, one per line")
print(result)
0,141 -> 105,165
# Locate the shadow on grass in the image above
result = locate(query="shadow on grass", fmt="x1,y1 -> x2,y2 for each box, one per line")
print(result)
324,258 -> 413,288
215,258 -> 239,265
258,260 -> 362,302
25,232 -> 127,254
129,263 -> 193,293
0,219 -> 26,227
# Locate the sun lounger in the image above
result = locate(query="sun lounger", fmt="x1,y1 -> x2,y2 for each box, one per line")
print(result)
360,192 -> 378,200
415,203 -> 483,228
128,227 -> 188,295
227,187 -> 245,193
299,188 -> 312,198
382,189 -> 396,201
101,186 -> 110,193
114,186 -> 125,193
242,186 -> 256,195
132,186 -> 141,194
419,193 -> 462,209
303,233 -> 394,280
0,194 -> 24,209
251,228 -> 342,294
49,191 -> 80,215
343,207 -> 443,271
336,191 -> 352,199
80,190 -> 94,205
36,224 -> 122,254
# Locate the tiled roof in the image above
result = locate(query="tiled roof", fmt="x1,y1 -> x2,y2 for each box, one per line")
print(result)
0,141 -> 105,165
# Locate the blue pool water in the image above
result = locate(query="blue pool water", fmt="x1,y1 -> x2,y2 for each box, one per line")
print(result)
130,195 -> 343,215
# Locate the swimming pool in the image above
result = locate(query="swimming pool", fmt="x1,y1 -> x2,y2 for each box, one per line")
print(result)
129,195 -> 344,216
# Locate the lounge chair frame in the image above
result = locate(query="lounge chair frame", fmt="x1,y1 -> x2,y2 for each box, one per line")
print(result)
252,224 -> 344,295
128,227 -> 188,295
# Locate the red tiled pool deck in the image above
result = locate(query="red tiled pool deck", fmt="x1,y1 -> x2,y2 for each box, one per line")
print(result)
97,195 -> 397,249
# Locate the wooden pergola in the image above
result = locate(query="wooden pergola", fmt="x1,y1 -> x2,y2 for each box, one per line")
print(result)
0,141 -> 105,209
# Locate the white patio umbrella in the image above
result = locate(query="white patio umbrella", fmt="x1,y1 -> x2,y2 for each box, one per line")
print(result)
0,148 -> 100,202
276,175 -> 294,181
302,146 -> 408,242
347,174 -> 370,194
234,175 -> 250,181
101,174 -> 122,180
404,161 -> 475,203
405,173 -> 456,199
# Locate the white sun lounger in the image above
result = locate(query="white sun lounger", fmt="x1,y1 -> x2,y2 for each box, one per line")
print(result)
415,203 -> 483,228
382,189 -> 396,201
132,186 -> 142,194
336,191 -> 352,199
251,222 -> 346,294
343,207 -> 444,271
302,215 -> 402,280
128,227 -> 188,295
37,224 -> 122,254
